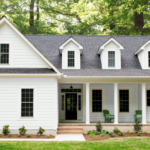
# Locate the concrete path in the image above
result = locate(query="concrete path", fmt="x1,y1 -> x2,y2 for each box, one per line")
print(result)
0,134 -> 85,141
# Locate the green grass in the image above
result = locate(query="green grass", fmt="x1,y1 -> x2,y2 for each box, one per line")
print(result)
0,138 -> 150,150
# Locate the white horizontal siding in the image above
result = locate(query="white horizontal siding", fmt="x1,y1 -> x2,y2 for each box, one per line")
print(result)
0,78 -> 57,130
0,23 -> 49,68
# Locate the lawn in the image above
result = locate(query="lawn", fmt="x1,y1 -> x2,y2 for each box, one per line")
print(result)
0,138 -> 150,150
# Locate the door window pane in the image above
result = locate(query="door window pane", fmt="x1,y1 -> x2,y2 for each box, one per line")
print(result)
78,95 -> 81,110
147,90 -> 150,106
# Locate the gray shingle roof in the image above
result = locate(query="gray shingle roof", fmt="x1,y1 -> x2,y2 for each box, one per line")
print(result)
24,35 -> 150,76
0,68 -> 55,73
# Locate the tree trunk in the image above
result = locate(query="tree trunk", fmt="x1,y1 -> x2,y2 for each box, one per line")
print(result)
134,12 -> 144,28
37,0 -> 39,21
109,11 -> 115,30
30,0 -> 34,27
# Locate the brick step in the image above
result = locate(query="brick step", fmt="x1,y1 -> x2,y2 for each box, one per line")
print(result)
57,127 -> 83,131
57,130 -> 83,134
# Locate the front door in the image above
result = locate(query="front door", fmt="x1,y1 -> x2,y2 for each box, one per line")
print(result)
66,93 -> 77,120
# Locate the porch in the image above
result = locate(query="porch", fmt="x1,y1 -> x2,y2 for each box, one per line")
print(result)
58,81 -> 150,124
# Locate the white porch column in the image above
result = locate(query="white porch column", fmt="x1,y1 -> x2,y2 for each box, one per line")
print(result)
114,83 -> 118,124
142,83 -> 147,124
86,83 -> 90,124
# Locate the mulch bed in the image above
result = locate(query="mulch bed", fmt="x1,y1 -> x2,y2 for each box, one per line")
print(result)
0,134 -> 55,139
84,133 -> 150,141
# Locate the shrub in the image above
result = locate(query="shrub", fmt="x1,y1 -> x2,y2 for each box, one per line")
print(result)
127,130 -> 130,133
134,121 -> 143,133
90,133 -> 95,139
129,132 -> 133,134
18,134 -> 21,137
137,132 -> 141,136
27,134 -> 30,138
49,134 -> 52,137
108,132 -> 115,137
144,132 -> 147,135
100,134 -> 103,137
118,132 -> 124,136
0,134 -> 2,137
19,126 -> 27,135
96,120 -> 103,132
37,127 -> 45,135
8,134 -> 11,137
2,125 -> 10,135
37,134 -> 40,137
106,131 -> 109,134
87,130 -> 97,135
113,127 -> 120,133
99,130 -> 106,137
47,135 -> 50,138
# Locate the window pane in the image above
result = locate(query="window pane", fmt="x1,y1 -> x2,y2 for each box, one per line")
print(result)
0,44 -> 9,64
92,90 -> 102,112
119,90 -> 129,112
108,51 -> 115,67
149,52 -> 150,67
147,90 -> 150,106
62,95 -> 64,110
1,44 -> 9,53
78,95 -> 81,110
68,51 -> 74,58
21,89 -> 33,117
68,59 -> 74,67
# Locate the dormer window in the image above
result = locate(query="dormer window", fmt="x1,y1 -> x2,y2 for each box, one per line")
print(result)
0,44 -> 9,64
68,51 -> 74,67
108,51 -> 115,67
59,37 -> 83,69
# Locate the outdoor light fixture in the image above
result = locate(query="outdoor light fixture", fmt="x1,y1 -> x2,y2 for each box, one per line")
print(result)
70,84 -> 73,89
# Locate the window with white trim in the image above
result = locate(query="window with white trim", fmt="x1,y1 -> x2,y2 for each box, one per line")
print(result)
21,89 -> 33,117
108,51 -> 115,67
68,51 -> 74,67
92,90 -> 102,112
119,90 -> 129,112
0,44 -> 9,64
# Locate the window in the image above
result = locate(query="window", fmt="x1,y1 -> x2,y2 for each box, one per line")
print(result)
148,52 -> 150,67
61,89 -> 81,93
68,51 -> 74,67
108,51 -> 115,67
21,89 -> 33,117
119,90 -> 129,112
147,90 -> 150,106
92,90 -> 102,112
62,95 -> 65,110
0,44 -> 9,64
78,95 -> 81,110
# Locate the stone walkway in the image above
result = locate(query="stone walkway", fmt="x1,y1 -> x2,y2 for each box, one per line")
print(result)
0,134 -> 85,141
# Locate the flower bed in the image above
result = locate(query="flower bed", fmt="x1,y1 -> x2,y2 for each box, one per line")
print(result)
84,133 -> 150,141
0,134 -> 55,139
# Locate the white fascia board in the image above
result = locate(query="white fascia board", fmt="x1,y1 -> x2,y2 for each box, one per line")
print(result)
59,37 -> 83,54
134,40 -> 150,55
98,38 -> 124,54
63,75 -> 150,78
0,17 -> 61,74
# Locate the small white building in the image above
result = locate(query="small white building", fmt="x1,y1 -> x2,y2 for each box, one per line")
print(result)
0,17 -> 150,135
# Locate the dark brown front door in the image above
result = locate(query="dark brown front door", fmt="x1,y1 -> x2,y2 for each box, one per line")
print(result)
66,93 -> 77,120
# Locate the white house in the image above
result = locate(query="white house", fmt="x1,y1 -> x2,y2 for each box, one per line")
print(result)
1,16 -> 150,135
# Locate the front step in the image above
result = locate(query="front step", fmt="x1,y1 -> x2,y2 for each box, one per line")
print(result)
57,126 -> 83,134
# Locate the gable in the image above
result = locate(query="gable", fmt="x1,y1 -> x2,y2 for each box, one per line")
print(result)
0,23 -> 50,68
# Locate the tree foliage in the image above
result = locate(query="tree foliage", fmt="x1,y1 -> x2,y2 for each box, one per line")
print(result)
0,0 -> 150,35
